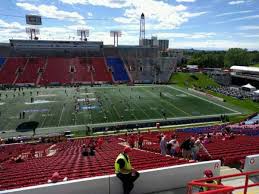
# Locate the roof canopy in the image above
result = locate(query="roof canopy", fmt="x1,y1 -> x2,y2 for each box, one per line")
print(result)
241,83 -> 256,91
230,66 -> 259,73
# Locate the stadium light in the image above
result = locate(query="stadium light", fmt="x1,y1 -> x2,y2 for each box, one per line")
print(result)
25,15 -> 42,40
110,30 -> 122,47
77,29 -> 89,41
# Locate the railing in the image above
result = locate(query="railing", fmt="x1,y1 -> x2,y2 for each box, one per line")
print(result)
187,170 -> 259,194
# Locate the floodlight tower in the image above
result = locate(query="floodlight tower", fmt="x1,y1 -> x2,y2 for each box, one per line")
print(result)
25,15 -> 42,40
139,13 -> 145,40
26,27 -> 40,40
110,31 -> 121,47
77,29 -> 89,41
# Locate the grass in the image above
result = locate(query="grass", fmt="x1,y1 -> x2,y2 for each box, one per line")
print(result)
250,64 -> 259,67
0,85 -> 237,133
170,72 -> 259,122
169,72 -> 219,88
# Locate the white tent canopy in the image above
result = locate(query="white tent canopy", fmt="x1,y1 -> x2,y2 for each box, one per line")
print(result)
241,83 -> 256,92
253,90 -> 259,96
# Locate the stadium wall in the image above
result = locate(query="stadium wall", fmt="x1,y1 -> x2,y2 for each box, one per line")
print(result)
1,160 -> 221,194
244,154 -> 259,172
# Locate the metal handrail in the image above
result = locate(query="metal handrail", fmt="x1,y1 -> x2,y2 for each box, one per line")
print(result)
187,170 -> 259,194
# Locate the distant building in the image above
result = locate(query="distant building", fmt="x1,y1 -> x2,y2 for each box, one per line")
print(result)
139,36 -> 169,51
230,66 -> 259,87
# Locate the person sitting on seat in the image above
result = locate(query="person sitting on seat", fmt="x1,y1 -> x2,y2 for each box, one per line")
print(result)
14,155 -> 24,163
88,141 -> 96,156
82,144 -> 89,156
115,146 -> 140,194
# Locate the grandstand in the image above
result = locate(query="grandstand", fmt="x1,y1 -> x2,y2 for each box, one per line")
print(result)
230,66 -> 259,88
0,11 -> 258,194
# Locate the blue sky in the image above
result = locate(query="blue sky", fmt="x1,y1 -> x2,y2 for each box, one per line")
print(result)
0,0 -> 259,50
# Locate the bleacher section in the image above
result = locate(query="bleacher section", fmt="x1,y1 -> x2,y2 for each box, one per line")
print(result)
40,57 -> 71,85
16,58 -> 46,85
0,57 -> 5,68
106,57 -> 130,82
142,130 -> 259,166
70,58 -> 92,84
0,137 -> 190,191
0,57 -> 114,85
0,53 -> 175,85
91,57 -> 113,83
0,58 -> 27,84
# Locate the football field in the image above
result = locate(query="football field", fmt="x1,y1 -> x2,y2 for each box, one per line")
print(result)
0,85 -> 240,132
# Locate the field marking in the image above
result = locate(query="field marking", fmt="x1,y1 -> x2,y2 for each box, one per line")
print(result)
116,92 -> 139,120
167,85 -> 241,114
25,112 -> 240,132
58,106 -> 65,126
117,89 -> 150,119
142,87 -> 187,117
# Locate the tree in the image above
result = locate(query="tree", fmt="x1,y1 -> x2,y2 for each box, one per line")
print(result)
224,48 -> 250,67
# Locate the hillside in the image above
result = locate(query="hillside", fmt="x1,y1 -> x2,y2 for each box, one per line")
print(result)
169,72 -> 219,88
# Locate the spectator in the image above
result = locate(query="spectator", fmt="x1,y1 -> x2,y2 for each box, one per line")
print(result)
115,146 -> 140,194
97,138 -> 104,149
82,144 -> 89,156
192,140 -> 211,161
128,134 -> 135,148
180,137 -> 194,160
15,155 -> 24,163
157,133 -> 162,143
48,172 -> 68,183
160,134 -> 167,156
199,169 -> 219,192
89,141 -> 96,156
137,132 -> 144,149
169,138 -> 180,157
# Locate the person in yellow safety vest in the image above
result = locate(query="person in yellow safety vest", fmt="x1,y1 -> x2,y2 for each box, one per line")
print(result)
115,146 -> 140,194
199,169 -> 218,192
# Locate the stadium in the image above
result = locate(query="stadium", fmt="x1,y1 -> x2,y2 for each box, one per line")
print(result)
1,4 -> 259,194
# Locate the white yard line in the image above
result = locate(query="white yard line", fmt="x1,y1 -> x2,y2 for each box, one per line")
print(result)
35,112 -> 240,131
58,106 -> 65,126
167,85 -> 241,114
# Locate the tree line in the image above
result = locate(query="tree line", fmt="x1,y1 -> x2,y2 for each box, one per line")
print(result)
183,48 -> 259,68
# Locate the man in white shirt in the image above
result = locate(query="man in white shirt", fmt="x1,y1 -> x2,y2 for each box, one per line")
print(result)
168,139 -> 179,157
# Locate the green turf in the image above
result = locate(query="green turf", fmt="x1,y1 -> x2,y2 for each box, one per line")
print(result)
0,85 -> 238,132
250,64 -> 259,67
169,72 -> 219,88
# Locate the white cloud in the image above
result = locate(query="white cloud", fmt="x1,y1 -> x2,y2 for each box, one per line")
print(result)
239,25 -> 259,30
214,14 -> 259,24
172,39 -> 259,50
0,17 -> 95,42
216,10 -> 253,17
16,2 -> 85,24
156,32 -> 216,39
242,34 -> 259,38
176,0 -> 196,2
59,0 -> 129,8
0,19 -> 24,30
59,0 -> 206,30
114,0 -> 206,30
229,0 -> 245,5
